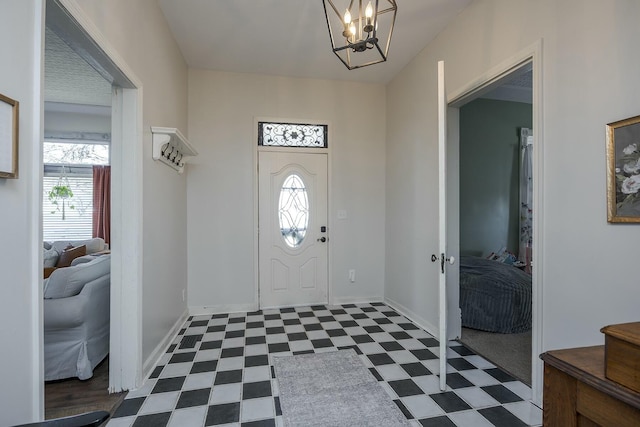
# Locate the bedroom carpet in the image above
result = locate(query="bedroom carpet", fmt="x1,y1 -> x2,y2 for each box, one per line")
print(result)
273,350 -> 411,426
459,328 -> 531,385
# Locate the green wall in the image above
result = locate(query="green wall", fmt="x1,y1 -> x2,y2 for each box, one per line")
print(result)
459,98 -> 532,257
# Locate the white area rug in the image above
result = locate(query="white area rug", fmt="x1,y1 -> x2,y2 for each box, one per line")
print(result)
273,350 -> 412,427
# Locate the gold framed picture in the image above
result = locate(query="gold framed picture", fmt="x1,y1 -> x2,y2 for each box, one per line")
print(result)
607,114 -> 640,222
0,93 -> 18,179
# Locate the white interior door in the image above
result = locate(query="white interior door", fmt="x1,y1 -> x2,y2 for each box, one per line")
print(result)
436,60 -> 455,391
258,151 -> 328,308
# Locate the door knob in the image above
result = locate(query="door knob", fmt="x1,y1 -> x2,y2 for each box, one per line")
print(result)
317,237 -> 326,243
431,254 -> 455,264
432,253 -> 455,273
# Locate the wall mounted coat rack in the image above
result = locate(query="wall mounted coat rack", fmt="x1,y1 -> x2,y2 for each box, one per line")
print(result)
151,127 -> 197,174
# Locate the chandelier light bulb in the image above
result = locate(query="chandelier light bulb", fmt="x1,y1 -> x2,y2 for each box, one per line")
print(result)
365,2 -> 373,19
349,22 -> 356,39
364,2 -> 374,32
343,9 -> 351,25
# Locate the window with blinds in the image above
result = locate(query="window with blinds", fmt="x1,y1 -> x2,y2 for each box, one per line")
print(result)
42,140 -> 109,242
43,173 -> 93,241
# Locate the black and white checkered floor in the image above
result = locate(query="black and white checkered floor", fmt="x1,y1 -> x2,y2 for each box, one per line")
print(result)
107,303 -> 542,427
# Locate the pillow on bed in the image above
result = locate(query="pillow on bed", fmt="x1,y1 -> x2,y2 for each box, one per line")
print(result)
486,248 -> 517,264
502,252 -> 517,265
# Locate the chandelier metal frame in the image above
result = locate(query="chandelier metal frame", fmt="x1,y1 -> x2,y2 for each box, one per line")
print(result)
322,0 -> 398,70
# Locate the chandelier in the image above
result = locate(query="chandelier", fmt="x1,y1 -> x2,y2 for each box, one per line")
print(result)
322,0 -> 397,70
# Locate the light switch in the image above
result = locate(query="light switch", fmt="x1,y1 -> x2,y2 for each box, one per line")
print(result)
337,210 -> 347,219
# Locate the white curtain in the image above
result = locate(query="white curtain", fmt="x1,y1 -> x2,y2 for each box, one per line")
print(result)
519,128 -> 533,271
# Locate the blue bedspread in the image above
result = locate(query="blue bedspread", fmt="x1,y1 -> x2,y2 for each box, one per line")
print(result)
459,256 -> 532,333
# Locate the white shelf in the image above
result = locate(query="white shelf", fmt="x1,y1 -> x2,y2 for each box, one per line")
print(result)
151,126 -> 198,174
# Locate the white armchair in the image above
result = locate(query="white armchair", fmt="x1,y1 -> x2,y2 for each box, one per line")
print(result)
43,255 -> 110,381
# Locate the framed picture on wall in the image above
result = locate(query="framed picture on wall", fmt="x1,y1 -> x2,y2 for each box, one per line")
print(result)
0,93 -> 19,179
607,114 -> 640,222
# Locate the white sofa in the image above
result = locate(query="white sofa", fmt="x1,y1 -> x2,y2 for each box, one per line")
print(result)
48,237 -> 108,255
43,237 -> 108,270
43,253 -> 111,381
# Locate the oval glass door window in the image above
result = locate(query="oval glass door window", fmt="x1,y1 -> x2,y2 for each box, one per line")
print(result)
278,174 -> 309,248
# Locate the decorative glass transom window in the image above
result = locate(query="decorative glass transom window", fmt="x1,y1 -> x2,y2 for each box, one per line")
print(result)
258,122 -> 328,148
278,174 -> 309,248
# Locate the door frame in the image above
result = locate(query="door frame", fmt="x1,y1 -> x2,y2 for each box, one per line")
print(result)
46,0 -> 144,394
446,40 -> 544,406
253,117 -> 332,310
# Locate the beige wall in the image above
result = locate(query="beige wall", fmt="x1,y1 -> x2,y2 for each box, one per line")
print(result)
386,0 -> 640,402
71,0 -> 189,368
0,1 -> 44,423
187,70 -> 386,311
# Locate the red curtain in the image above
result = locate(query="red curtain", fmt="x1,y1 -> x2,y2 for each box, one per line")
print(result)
92,165 -> 111,245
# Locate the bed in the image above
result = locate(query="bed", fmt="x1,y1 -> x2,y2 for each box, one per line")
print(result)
459,255 -> 532,333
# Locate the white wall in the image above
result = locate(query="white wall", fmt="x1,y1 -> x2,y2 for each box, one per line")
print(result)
0,1 -> 44,423
187,70 -> 386,311
71,0 -> 190,368
44,109 -> 111,135
387,0 -> 640,371
385,52 -> 442,333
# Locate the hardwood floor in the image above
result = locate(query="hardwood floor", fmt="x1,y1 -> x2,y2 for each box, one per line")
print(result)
45,358 -> 125,420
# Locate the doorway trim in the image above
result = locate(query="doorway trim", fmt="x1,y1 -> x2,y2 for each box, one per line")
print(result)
51,0 -> 144,394
447,40 -> 544,406
253,117 -> 333,310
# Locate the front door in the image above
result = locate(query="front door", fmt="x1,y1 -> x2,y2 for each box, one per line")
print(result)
258,151 -> 328,308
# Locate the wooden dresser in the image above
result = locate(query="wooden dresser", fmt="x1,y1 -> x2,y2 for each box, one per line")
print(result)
541,346 -> 640,426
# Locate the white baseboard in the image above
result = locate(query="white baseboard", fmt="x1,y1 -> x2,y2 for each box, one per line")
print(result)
331,296 -> 384,305
142,309 -> 189,381
190,298 -> 386,314
384,297 -> 439,339
189,303 -> 257,316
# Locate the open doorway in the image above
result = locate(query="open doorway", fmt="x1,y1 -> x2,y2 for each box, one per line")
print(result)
454,64 -> 534,385
42,21 -> 121,417
41,0 -> 143,417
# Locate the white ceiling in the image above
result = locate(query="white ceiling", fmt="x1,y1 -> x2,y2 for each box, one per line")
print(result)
158,0 -> 473,84
44,27 -> 112,106
44,0 -> 530,109
481,69 -> 533,104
